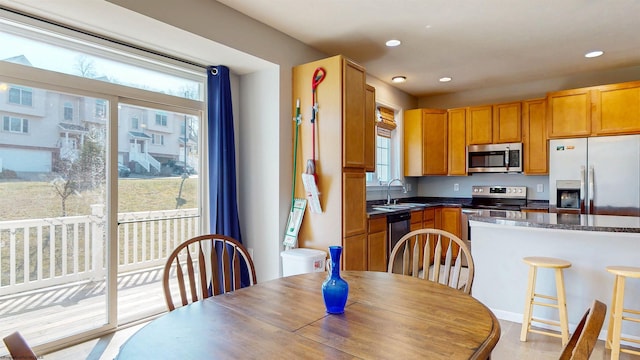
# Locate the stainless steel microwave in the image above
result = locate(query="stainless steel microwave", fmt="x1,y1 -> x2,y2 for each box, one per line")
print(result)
467,143 -> 523,173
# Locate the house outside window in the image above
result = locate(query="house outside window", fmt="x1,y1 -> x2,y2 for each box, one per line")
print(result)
155,113 -> 167,126
95,99 -> 107,118
2,116 -> 29,133
8,86 -> 33,106
131,117 -> 139,130
151,134 -> 164,145
63,101 -> 73,121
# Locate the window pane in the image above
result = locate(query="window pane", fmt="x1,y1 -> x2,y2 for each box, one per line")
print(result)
0,81 -> 109,347
0,22 -> 203,100
117,102 -> 200,322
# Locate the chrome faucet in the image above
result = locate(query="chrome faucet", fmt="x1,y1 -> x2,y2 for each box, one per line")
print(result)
386,178 -> 407,205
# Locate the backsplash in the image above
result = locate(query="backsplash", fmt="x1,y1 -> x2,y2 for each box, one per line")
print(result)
366,174 -> 549,201
416,174 -> 549,200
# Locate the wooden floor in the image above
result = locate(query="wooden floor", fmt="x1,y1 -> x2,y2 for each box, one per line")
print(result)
44,317 -> 640,359
0,266 -> 169,357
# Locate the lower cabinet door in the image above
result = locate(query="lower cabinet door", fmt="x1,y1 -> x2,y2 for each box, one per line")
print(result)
343,233 -> 367,271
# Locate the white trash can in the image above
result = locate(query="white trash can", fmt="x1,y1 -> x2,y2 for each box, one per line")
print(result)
281,248 -> 327,277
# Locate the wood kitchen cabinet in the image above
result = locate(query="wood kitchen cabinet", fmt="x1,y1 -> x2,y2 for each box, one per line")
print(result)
410,209 -> 423,232
343,233 -> 367,271
364,84 -> 376,172
292,55 -> 368,268
466,105 -> 493,145
367,216 -> 387,272
423,208 -> 436,229
437,207 -> 461,238
404,108 -> 448,176
522,98 -> 548,175
547,87 -> 592,138
493,101 -> 522,143
447,108 -> 467,176
591,81 -> 640,135
467,102 -> 522,145
343,60 -> 367,168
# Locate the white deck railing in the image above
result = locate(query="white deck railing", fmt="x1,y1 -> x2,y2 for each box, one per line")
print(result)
0,205 -> 199,296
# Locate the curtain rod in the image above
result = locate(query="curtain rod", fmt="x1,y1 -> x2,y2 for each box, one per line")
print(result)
0,5 -> 209,71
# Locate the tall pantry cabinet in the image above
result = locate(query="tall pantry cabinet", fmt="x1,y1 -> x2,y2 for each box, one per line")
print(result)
292,55 -> 369,269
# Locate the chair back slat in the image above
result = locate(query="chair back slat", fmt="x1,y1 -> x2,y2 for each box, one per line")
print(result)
163,234 -> 257,311
210,243 -> 221,296
185,248 -> 198,303
411,235 -> 421,278
431,235 -> 442,282
233,246 -> 242,290
441,241 -> 453,285
421,235 -> 431,279
388,228 -> 475,294
174,257 -> 188,307
222,242 -> 231,292
197,242 -> 208,300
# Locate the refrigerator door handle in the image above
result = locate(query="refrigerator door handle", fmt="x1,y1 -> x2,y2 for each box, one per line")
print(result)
580,166 -> 586,201
589,165 -> 595,209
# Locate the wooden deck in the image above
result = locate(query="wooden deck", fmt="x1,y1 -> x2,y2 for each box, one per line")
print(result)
0,266 -> 169,355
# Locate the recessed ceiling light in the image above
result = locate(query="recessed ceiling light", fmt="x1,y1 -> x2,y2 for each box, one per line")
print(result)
392,76 -> 407,83
439,77 -> 452,82
585,50 -> 604,58
386,39 -> 401,47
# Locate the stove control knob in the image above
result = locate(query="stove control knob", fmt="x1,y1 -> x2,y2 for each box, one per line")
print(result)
506,188 -> 511,193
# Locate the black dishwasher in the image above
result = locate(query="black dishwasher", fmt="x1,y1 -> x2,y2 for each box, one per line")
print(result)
387,211 -> 411,272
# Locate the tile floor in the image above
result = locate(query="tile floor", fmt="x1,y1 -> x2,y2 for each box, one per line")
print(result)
44,319 -> 637,359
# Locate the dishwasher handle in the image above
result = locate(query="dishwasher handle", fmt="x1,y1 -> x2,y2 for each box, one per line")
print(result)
387,211 -> 411,223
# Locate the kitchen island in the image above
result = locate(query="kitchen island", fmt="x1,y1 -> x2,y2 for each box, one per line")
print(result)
469,211 -> 640,342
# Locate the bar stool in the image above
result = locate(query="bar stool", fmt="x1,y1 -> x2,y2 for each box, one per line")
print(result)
605,266 -> 640,359
520,256 -> 571,346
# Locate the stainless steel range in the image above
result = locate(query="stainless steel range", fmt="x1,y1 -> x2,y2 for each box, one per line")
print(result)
461,185 -> 527,242
469,185 -> 527,210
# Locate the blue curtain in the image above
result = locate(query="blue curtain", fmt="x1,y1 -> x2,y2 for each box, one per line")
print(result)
207,65 -> 250,288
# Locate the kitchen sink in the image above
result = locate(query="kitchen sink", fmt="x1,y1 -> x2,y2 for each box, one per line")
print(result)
371,203 -> 424,212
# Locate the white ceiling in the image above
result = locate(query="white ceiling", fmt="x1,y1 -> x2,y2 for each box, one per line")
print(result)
217,0 -> 640,97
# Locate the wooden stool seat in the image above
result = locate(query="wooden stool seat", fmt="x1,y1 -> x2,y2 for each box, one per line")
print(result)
606,265 -> 640,278
520,256 -> 571,346
606,266 -> 640,359
523,256 -> 572,268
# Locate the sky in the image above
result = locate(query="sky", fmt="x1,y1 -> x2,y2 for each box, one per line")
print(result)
0,30 -> 202,100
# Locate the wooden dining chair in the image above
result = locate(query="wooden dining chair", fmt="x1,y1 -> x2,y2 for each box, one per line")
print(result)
388,228 -> 474,294
162,234 -> 257,311
2,331 -> 37,360
558,300 -> 607,360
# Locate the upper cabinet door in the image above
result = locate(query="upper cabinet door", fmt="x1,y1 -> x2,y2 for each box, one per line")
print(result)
547,87 -> 592,138
364,84 -> 376,172
493,102 -> 522,143
592,81 -> 640,136
466,105 -> 493,145
422,109 -> 448,175
343,59 -> 366,168
447,108 -> 467,176
522,99 -> 548,175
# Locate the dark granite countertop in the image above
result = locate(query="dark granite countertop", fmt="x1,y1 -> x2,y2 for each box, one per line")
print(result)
468,210 -> 640,233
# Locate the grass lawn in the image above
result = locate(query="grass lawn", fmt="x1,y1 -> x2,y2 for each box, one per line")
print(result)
0,176 -> 198,221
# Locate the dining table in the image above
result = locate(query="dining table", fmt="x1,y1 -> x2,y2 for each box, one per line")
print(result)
116,271 -> 500,359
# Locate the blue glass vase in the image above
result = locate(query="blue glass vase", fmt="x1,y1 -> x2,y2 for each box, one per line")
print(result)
322,246 -> 349,314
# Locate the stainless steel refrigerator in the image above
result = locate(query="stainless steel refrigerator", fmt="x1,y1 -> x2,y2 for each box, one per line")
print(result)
549,135 -> 640,216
